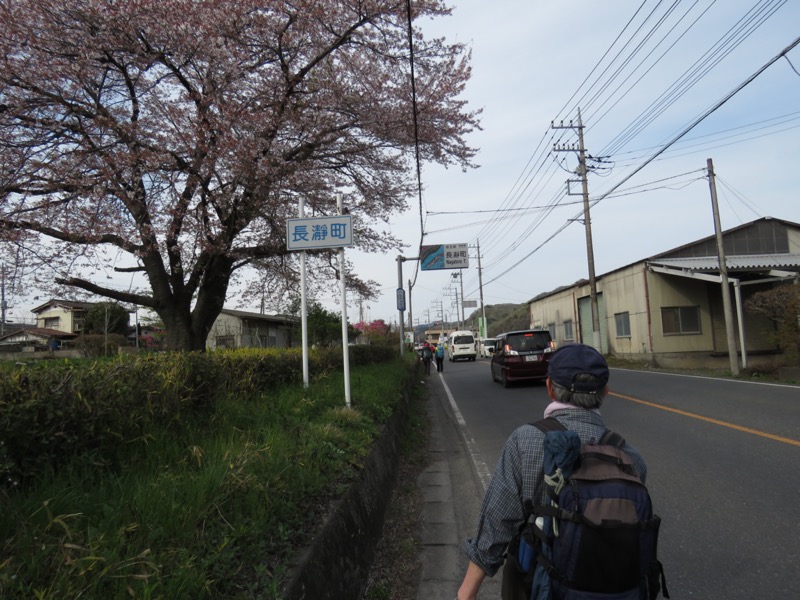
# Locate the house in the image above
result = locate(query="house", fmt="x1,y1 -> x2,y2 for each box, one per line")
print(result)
30,299 -> 96,334
527,217 -> 800,370
0,326 -> 78,352
206,309 -> 298,351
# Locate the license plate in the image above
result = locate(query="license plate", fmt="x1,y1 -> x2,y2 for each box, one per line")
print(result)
525,355 -> 540,362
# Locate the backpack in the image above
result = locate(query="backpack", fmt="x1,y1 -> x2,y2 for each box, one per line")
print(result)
511,418 -> 668,600
436,345 -> 444,358
422,346 -> 432,360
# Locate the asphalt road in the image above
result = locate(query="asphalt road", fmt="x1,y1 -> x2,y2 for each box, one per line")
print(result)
440,355 -> 800,599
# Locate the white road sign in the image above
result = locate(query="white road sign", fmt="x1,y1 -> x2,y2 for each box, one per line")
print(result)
286,215 -> 354,250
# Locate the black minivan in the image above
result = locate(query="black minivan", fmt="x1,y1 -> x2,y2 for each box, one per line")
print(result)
490,330 -> 555,387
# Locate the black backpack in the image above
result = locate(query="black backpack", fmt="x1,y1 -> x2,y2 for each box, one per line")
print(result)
513,418 -> 668,600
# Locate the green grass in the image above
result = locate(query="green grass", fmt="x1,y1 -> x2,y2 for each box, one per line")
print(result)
0,358 -> 414,599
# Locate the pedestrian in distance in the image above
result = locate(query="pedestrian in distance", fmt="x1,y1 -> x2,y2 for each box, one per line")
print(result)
421,341 -> 433,375
435,342 -> 445,372
456,343 -> 658,600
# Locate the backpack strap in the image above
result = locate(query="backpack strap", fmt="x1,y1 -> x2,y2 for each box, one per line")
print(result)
534,417 -> 623,449
532,416 -> 566,433
600,429 -> 626,448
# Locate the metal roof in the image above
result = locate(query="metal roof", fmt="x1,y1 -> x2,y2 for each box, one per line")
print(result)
647,253 -> 800,272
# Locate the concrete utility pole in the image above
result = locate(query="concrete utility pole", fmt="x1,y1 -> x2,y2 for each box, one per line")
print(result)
707,158 -> 740,375
553,108 -> 601,350
477,239 -> 487,338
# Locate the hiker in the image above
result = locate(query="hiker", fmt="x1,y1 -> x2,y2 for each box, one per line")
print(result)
435,342 -> 445,372
456,343 -> 649,600
421,341 -> 433,375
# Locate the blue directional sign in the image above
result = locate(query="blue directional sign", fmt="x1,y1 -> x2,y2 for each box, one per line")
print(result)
286,215 -> 354,250
420,243 -> 469,270
396,288 -> 406,311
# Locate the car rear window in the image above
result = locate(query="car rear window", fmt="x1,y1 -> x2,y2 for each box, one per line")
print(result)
505,332 -> 551,352
453,335 -> 474,345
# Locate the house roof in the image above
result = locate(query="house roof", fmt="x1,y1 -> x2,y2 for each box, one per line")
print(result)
31,299 -> 96,314
219,308 -> 298,325
0,326 -> 79,342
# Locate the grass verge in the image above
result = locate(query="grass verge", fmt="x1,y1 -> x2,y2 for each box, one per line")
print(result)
1,358 -> 413,599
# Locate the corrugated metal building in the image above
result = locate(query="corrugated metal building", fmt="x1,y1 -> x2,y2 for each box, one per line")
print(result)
527,217 -> 800,370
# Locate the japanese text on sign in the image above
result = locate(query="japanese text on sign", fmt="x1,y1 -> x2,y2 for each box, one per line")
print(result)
420,243 -> 469,270
286,215 -> 354,250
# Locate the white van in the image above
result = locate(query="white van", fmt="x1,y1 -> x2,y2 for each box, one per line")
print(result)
478,338 -> 496,358
449,330 -> 477,361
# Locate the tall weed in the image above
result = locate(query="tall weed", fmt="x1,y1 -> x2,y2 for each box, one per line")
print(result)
0,354 -> 414,599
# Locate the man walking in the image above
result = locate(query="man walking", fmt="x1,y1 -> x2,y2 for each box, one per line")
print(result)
435,342 -> 445,372
421,341 -> 433,375
456,343 -> 648,600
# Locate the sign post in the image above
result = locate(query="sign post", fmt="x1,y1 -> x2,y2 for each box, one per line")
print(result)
287,207 -> 354,405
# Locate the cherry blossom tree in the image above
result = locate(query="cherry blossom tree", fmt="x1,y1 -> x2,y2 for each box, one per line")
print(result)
353,318 -> 392,344
0,0 -> 479,349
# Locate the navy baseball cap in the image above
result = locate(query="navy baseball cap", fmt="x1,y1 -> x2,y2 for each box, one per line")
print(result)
547,343 -> 609,393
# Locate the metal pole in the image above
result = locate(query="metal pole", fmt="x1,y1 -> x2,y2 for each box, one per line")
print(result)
707,158 -> 740,375
459,270 -> 465,327
337,193 -> 351,408
397,256 -> 405,358
408,278 -> 413,343
300,198 -> 310,387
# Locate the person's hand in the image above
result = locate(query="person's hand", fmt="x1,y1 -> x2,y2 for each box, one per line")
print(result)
456,561 -> 485,600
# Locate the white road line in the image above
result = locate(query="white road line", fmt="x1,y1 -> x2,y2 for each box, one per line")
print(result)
438,373 -> 492,492
612,367 -> 800,388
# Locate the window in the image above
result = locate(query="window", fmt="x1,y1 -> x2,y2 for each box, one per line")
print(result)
661,306 -> 701,335
548,323 -> 556,339
216,335 -> 236,349
44,317 -> 60,329
563,320 -> 574,341
614,312 -> 631,338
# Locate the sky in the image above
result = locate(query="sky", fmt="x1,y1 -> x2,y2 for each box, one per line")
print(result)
3,1 -> 799,330
344,0 -> 800,332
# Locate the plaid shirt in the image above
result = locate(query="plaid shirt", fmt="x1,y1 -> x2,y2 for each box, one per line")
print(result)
462,407 -> 647,576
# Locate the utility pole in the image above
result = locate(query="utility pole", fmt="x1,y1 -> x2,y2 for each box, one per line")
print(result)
553,108 -> 601,350
477,240 -> 487,338
707,158 -> 740,375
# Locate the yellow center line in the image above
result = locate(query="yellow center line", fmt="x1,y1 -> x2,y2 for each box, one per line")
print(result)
609,391 -> 800,447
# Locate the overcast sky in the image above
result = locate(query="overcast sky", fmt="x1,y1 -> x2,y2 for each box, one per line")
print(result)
5,1 -> 799,330
345,0 -> 800,332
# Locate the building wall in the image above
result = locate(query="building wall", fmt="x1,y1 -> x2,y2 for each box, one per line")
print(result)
528,286 -> 579,346
528,264 -> 789,370
599,264 -> 649,357
206,313 -> 293,351
36,306 -> 80,334
646,272 -> 716,354
787,227 -> 800,253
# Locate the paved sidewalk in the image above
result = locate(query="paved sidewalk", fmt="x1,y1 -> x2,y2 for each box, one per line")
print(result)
415,374 -> 501,600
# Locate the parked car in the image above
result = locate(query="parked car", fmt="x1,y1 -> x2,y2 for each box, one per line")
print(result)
478,338 -> 496,358
490,329 -> 555,387
448,330 -> 477,361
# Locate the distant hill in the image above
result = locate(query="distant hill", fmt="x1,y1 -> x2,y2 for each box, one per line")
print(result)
411,302 -> 529,341
464,303 -> 529,337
